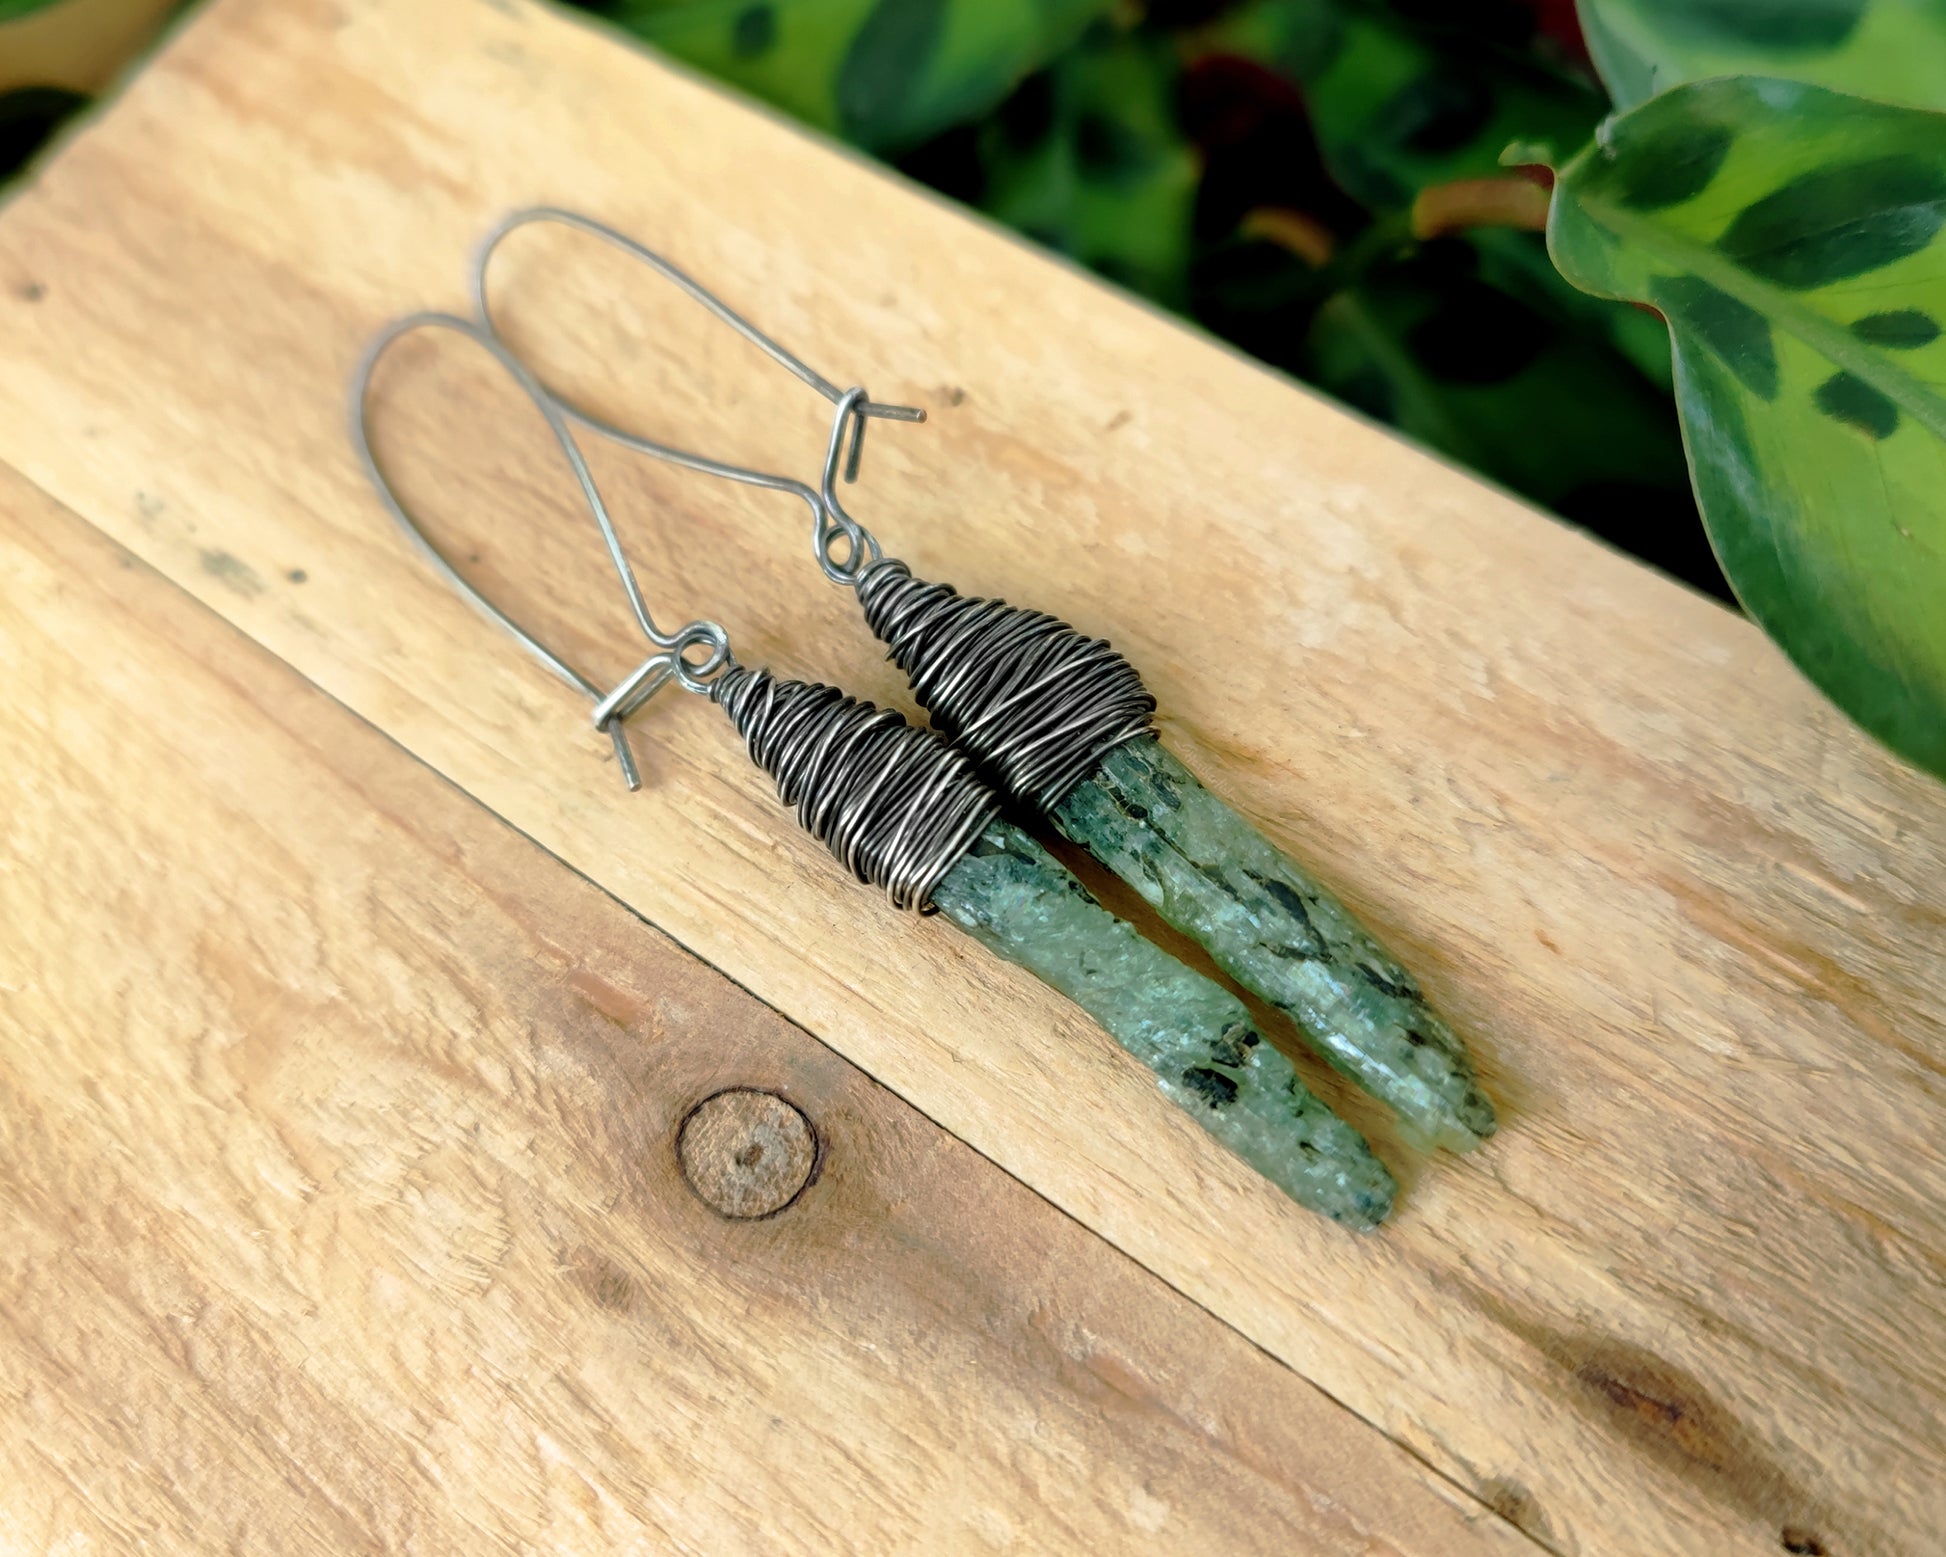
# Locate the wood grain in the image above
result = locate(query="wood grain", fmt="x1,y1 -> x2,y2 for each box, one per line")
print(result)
0,0 -> 1940,1551
0,466 -> 1522,1555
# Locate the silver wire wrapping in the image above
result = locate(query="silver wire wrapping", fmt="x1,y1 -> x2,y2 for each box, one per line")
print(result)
854,560 -> 1157,814
711,663 -> 1001,912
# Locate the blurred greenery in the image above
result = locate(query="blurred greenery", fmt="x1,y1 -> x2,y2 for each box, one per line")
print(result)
0,0 -> 1722,592
616,0 -> 1114,152
585,0 -> 1728,599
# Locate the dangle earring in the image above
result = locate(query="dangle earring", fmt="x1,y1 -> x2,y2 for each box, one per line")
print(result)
472,208 -> 1498,1156
350,309 -> 1397,1228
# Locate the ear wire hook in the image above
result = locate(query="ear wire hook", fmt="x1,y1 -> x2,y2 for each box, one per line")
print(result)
470,206 -> 924,584
349,309 -> 730,791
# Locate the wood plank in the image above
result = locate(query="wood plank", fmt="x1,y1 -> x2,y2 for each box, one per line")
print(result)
0,466 -> 1523,1554
0,0 -> 1940,1551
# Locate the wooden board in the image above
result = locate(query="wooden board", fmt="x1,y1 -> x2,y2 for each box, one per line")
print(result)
0,0 -> 1940,1552
0,468 -> 1525,1554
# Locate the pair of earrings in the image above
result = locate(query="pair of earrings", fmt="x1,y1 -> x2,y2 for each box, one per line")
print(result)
351,207 -> 1495,1230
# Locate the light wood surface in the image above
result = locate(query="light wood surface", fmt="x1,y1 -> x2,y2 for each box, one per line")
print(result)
0,469 -> 1523,1555
0,0 -> 1940,1552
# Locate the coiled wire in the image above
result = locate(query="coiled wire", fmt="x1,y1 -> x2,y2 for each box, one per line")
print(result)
855,560 -> 1156,813
711,663 -> 1000,912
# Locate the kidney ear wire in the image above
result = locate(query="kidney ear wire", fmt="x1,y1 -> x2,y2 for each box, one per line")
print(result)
470,205 -> 924,586
349,308 -> 731,791
347,307 -> 997,916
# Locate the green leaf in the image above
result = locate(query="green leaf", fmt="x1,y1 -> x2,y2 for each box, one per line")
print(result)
1195,0 -> 1605,211
976,27 -> 1201,307
621,0 -> 1117,153
1579,0 -> 1946,111
0,0 -> 68,21
1551,76 -> 1946,777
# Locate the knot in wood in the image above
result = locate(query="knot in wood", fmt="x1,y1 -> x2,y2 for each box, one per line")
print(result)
677,1089 -> 818,1219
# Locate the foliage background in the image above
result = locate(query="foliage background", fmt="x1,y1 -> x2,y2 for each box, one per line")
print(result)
589,0 -> 1729,599
0,0 -> 1724,599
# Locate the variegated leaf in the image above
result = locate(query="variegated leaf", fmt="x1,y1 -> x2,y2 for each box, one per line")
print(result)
1579,0 -> 1946,112
1551,76 -> 1946,775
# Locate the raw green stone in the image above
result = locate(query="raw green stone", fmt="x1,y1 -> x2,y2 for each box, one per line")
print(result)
1054,737 -> 1496,1152
931,819 -> 1396,1228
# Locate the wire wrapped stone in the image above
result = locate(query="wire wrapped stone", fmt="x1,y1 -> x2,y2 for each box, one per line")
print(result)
854,556 -> 1496,1148
710,662 -> 1001,912
853,559 -> 1156,813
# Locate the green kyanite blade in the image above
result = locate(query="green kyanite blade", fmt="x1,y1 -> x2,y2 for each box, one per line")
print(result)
1054,738 -> 1495,1152
931,819 -> 1396,1228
